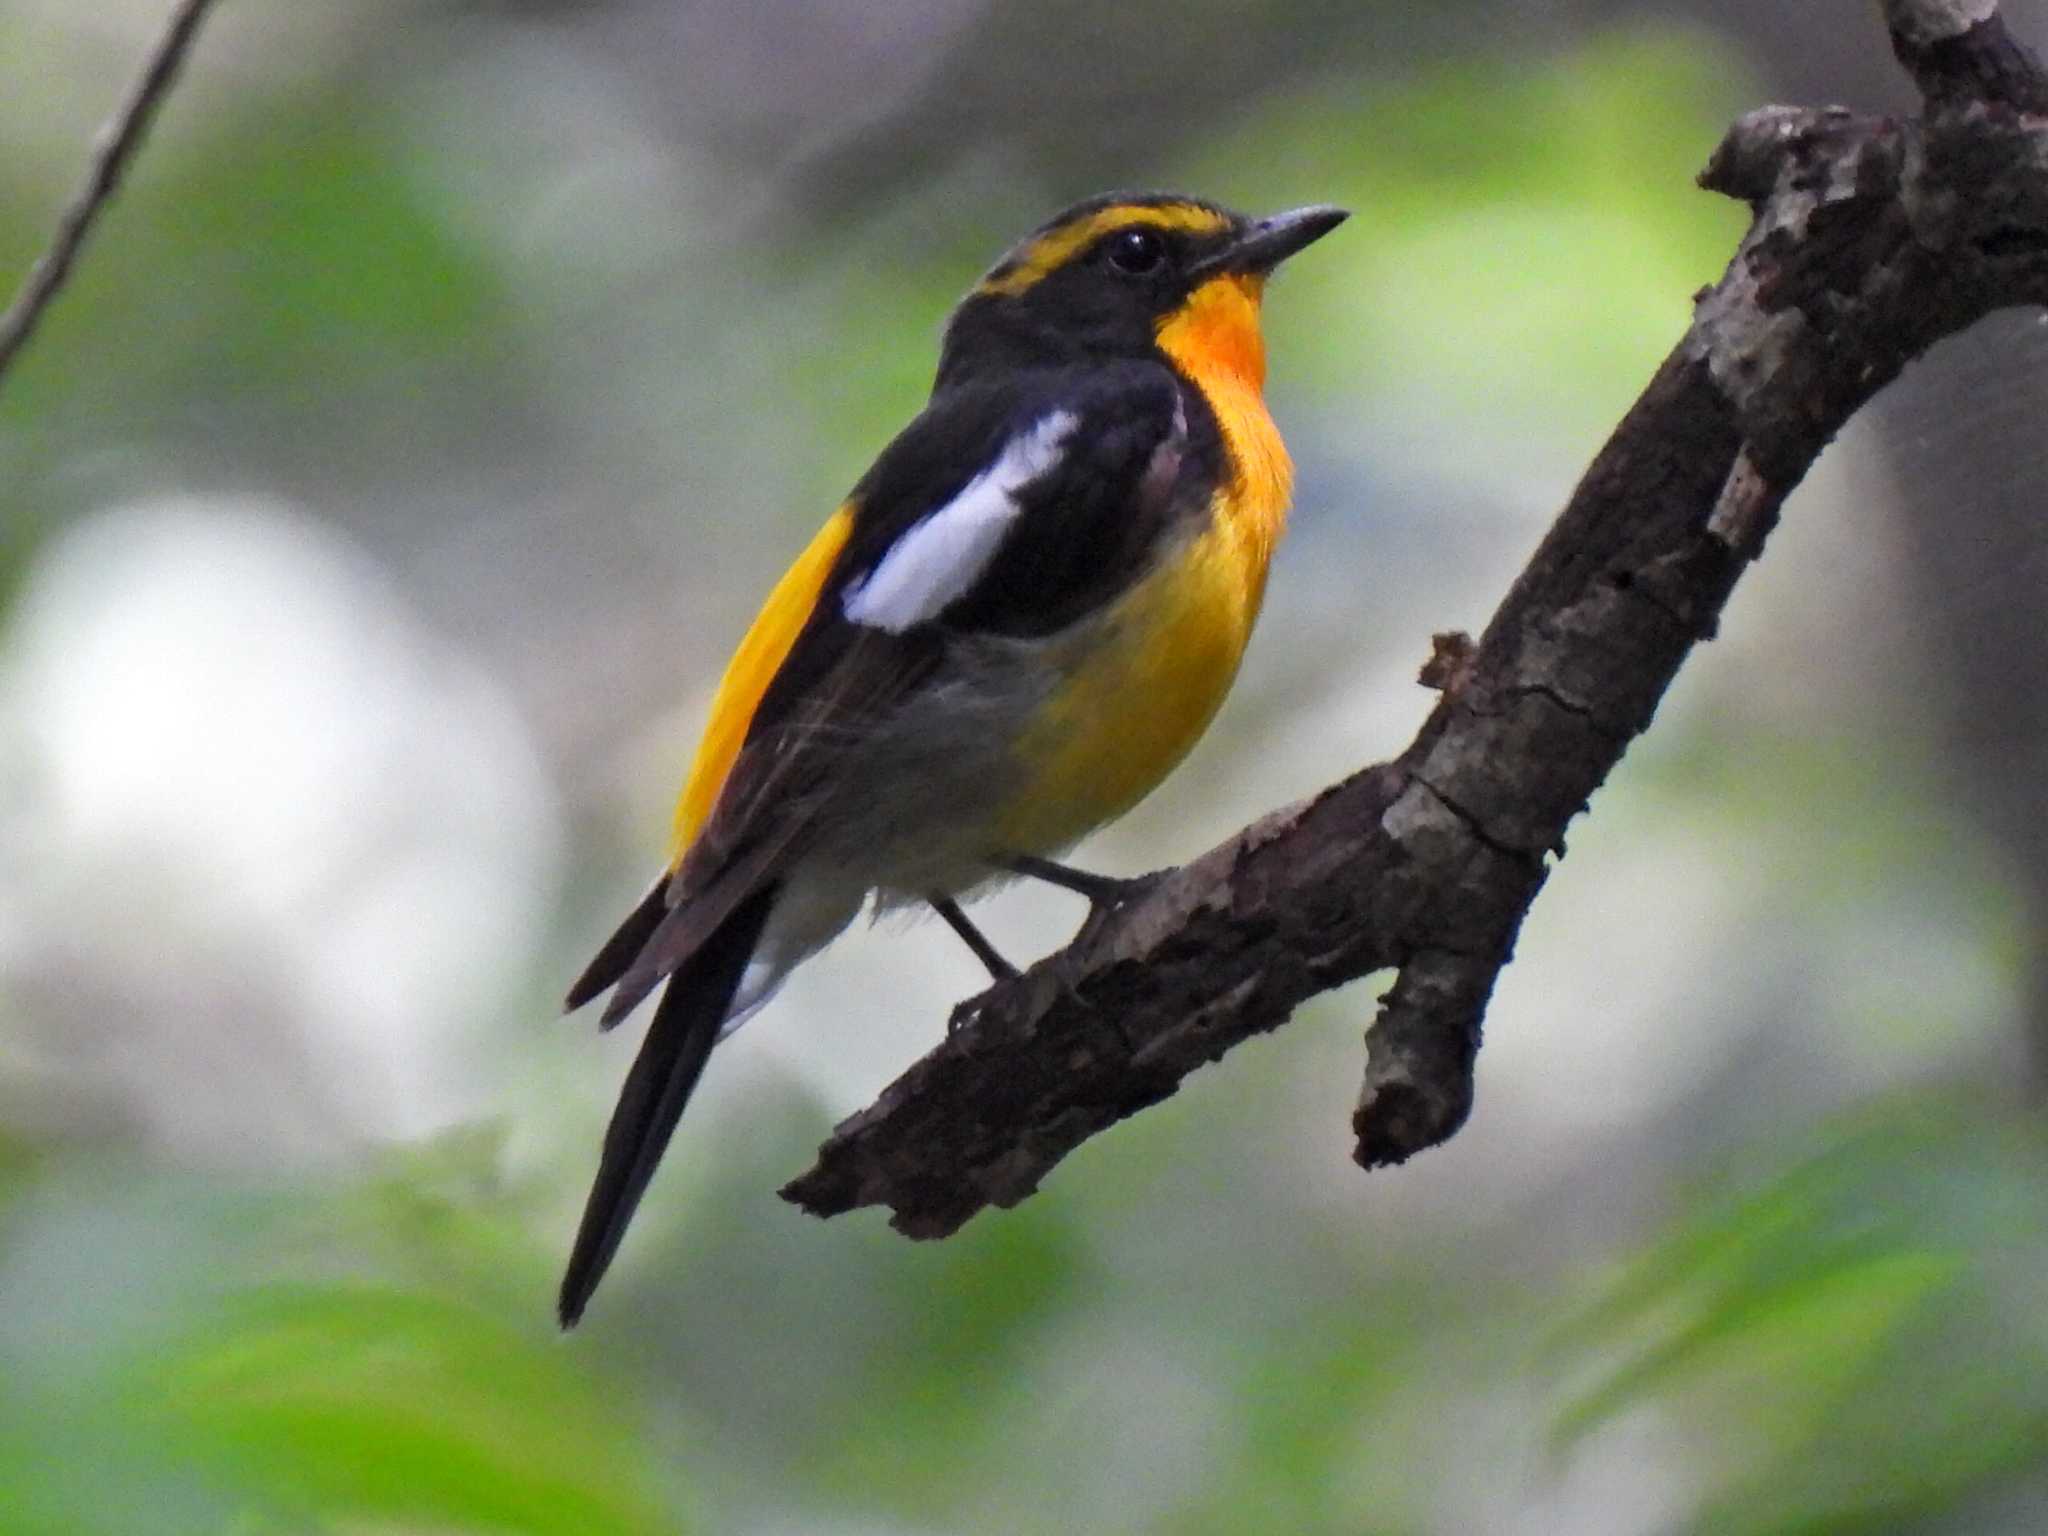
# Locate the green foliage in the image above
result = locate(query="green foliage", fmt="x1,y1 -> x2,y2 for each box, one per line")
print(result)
1177,1296 -> 1438,1536
146,1284 -> 672,1536
0,91 -> 516,426
0,1142 -> 683,1536
1551,1108 -> 2048,1534
0,74 -> 528,604
808,1203 -> 1089,1514
1194,28 -> 1753,433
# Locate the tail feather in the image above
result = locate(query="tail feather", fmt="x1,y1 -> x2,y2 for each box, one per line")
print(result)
558,883 -> 777,1328
564,878 -> 669,1014
597,835 -> 793,1029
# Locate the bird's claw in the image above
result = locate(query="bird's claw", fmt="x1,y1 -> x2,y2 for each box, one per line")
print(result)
948,992 -> 988,1036
1071,869 -> 1165,948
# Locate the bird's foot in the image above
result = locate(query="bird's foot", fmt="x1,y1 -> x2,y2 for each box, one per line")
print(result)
948,989 -> 997,1036
1004,855 -> 1165,947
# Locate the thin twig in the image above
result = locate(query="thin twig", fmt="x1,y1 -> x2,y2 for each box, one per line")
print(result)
0,0 -> 224,390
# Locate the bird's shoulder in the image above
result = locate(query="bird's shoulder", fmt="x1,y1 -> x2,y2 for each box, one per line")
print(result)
828,358 -> 1221,639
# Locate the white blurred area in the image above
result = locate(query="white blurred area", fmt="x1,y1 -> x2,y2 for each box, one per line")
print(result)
0,496 -> 562,1162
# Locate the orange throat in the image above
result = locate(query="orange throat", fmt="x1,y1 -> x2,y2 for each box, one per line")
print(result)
1155,273 -> 1293,566
1157,272 -> 1268,393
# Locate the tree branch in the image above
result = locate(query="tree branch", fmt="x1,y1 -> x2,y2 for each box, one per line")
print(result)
1883,0 -> 2048,112
0,0 -> 223,391
783,2 -> 2048,1239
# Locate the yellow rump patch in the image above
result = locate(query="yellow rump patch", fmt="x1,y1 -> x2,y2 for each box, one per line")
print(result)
667,506 -> 855,868
978,202 -> 1233,298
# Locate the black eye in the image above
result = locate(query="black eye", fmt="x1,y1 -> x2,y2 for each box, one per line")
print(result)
1105,227 -> 1167,276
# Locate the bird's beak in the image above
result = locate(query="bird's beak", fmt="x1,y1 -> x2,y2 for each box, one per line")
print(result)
1187,204 -> 1350,280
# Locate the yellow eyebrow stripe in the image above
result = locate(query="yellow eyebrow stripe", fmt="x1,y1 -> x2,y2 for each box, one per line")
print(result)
667,504 -> 856,868
977,203 -> 1232,297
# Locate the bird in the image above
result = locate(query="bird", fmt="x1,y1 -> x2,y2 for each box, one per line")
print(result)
558,192 -> 1347,1325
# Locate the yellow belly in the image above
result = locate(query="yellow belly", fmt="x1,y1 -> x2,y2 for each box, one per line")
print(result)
994,355 -> 1293,855
993,489 -> 1279,854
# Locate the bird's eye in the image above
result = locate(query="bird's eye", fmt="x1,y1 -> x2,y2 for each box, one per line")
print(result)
1105,227 -> 1167,276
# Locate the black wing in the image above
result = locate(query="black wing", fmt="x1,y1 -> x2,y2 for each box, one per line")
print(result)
750,357 -> 1207,726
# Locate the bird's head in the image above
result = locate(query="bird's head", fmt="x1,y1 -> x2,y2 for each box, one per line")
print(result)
937,193 -> 1347,392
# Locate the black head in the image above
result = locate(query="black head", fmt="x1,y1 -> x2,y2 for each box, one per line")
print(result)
934,192 -> 1348,390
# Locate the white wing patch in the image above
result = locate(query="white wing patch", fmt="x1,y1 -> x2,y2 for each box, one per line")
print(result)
842,409 -> 1078,633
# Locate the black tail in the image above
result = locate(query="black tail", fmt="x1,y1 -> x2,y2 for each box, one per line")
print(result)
564,878 -> 668,1015
557,883 -> 777,1328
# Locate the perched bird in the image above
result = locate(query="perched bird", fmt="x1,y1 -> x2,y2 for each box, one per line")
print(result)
559,192 -> 1346,1325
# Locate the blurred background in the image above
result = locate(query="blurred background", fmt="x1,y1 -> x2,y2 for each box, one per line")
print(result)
4,1 -> 2048,1531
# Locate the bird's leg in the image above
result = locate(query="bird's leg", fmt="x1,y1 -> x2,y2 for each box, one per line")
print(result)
931,895 -> 1018,1035
930,894 -> 1016,980
1003,854 -> 1163,908
1002,854 -> 1165,948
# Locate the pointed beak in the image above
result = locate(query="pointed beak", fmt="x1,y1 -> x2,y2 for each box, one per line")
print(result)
1188,204 -> 1350,280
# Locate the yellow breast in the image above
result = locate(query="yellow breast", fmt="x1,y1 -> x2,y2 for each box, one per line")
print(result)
995,284 -> 1293,855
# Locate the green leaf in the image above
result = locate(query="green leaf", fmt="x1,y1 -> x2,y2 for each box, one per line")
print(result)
1554,1243 -> 1958,1449
141,1283 -> 678,1536
1550,1110 -> 2048,1531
